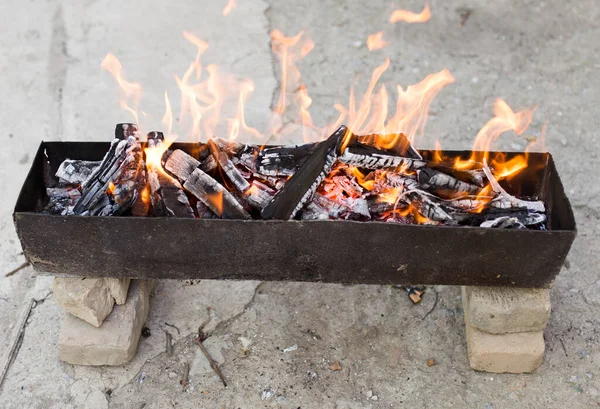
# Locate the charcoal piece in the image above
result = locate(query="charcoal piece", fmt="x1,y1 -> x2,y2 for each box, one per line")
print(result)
299,202 -> 330,220
261,126 -> 347,220
417,168 -> 482,199
338,145 -> 427,171
367,199 -> 395,216
183,168 -> 250,219
407,191 -> 453,222
255,175 -> 287,190
342,197 -> 371,220
254,143 -> 317,176
429,164 -> 486,187
200,155 -> 217,172
444,197 -> 487,211
236,145 -> 260,173
344,131 -> 422,159
55,159 -> 100,185
196,201 -> 217,218
146,131 -> 165,148
165,149 -> 249,219
212,137 -> 245,157
162,149 -> 201,181
311,194 -> 348,218
245,181 -> 275,210
397,285 -> 425,304
480,216 -> 526,229
115,123 -> 139,140
147,169 -> 194,218
43,187 -> 81,215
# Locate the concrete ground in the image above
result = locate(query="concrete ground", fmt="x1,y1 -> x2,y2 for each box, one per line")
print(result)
1,0 -> 599,407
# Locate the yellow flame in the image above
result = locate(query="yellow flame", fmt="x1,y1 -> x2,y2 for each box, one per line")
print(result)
162,91 -> 173,136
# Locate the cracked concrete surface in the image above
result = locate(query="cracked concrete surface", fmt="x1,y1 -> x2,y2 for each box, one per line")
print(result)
1,0 -> 599,407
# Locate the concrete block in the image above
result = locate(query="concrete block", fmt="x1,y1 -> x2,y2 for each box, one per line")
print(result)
58,280 -> 152,366
464,286 -> 551,334
104,278 -> 131,305
53,277 -> 114,327
462,287 -> 545,373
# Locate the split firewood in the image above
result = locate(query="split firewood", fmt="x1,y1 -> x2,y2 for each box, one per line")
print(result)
261,125 -> 346,220
163,149 -> 250,219
73,125 -> 146,216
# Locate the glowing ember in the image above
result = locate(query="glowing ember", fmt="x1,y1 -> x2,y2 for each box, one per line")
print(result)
389,1 -> 431,23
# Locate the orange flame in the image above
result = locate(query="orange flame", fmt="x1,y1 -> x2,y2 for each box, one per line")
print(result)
367,32 -> 387,51
389,1 -> 431,23
107,181 -> 116,195
270,29 -> 315,138
452,98 -> 536,172
228,81 -> 262,141
350,167 -> 376,191
222,0 -> 236,16
207,191 -> 224,216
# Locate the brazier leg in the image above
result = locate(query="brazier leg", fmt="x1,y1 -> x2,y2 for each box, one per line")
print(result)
57,279 -> 153,366
461,286 -> 551,374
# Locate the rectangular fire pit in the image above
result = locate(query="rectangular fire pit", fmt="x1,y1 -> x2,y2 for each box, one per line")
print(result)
13,140 -> 576,288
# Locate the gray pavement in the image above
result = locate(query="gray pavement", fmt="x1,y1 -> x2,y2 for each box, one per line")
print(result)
1,0 -> 599,407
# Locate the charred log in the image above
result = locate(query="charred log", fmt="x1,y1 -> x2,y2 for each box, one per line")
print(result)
73,132 -> 146,216
343,131 -> 422,160
242,143 -> 317,177
196,201 -> 217,218
208,140 -> 251,193
245,181 -> 276,210
417,168 -> 482,199
183,169 -> 250,219
55,160 -> 100,185
338,145 -> 427,171
115,123 -> 139,140
163,149 -> 250,219
261,126 -> 346,220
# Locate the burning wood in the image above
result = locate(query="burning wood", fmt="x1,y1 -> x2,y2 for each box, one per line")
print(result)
261,126 -> 346,220
72,125 -> 146,216
417,168 -> 481,199
146,132 -> 194,218
163,149 -> 250,219
44,122 -> 548,230
208,140 -> 251,193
